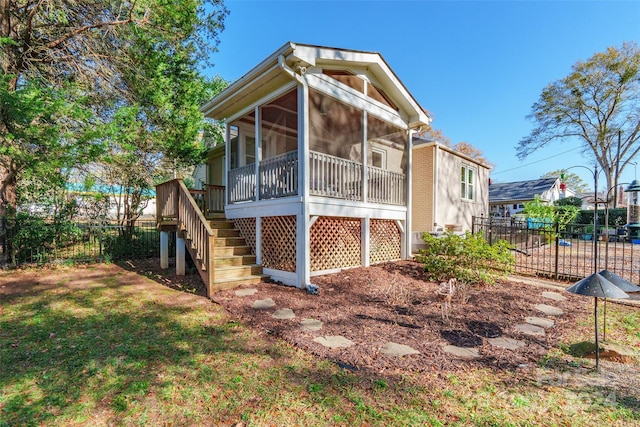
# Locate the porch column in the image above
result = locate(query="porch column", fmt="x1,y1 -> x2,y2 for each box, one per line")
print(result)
160,231 -> 169,269
405,129 -> 413,258
176,233 -> 185,276
362,111 -> 368,203
298,80 -> 311,288
225,125 -> 231,205
255,106 -> 261,202
361,217 -> 370,267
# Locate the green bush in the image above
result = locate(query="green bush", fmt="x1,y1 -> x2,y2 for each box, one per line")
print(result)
418,232 -> 515,285
8,213 -> 83,264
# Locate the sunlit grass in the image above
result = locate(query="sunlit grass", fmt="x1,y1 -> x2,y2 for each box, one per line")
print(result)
0,266 -> 638,426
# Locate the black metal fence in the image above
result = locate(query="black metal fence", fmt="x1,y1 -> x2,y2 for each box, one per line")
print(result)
472,216 -> 640,283
1,216 -> 174,268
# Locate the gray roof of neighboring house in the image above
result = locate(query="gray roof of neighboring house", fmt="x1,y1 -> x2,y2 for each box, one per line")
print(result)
489,178 -> 558,203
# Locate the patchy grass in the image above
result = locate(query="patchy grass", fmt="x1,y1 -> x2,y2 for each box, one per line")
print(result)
0,265 -> 638,426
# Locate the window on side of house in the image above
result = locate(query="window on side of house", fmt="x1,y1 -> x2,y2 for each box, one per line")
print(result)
461,165 -> 475,200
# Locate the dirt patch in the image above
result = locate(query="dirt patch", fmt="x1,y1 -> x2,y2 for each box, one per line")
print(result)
211,260 -> 603,373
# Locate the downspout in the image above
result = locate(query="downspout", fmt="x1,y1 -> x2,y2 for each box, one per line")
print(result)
278,55 -> 312,289
433,144 -> 438,230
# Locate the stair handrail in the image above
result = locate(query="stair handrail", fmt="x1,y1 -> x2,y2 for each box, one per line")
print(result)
176,179 -> 215,267
156,179 -> 217,295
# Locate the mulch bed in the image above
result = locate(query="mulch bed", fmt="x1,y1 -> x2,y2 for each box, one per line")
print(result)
208,261 -> 592,374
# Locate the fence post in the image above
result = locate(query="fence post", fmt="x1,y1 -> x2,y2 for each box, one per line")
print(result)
554,222 -> 559,280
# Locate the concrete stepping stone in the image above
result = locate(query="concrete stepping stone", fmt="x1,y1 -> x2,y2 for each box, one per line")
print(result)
534,304 -> 564,316
235,288 -> 258,297
252,298 -> 276,309
525,316 -> 555,328
515,323 -> 545,336
487,337 -> 525,350
272,308 -> 295,319
442,345 -> 480,359
541,291 -> 567,302
300,318 -> 323,331
313,335 -> 354,349
380,342 -> 420,356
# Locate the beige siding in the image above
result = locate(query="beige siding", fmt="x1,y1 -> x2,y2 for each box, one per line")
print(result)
434,147 -> 488,231
207,150 -> 225,186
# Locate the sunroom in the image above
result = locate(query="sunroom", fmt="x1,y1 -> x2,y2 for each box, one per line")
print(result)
158,42 -> 430,292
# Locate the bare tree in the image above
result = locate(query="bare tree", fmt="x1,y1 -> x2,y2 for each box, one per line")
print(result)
517,42 -> 640,199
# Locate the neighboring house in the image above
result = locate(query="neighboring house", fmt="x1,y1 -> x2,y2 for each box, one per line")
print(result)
411,137 -> 490,248
489,177 -> 572,216
156,42 -> 489,294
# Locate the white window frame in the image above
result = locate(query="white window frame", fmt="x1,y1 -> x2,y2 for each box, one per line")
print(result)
461,164 -> 476,201
371,147 -> 387,169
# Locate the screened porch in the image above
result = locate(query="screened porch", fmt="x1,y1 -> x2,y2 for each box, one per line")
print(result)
224,86 -> 408,207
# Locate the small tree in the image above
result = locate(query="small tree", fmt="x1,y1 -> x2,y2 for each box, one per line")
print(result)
523,195 -> 579,230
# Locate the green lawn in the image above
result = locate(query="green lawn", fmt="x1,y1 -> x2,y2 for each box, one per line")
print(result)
0,265 -> 638,426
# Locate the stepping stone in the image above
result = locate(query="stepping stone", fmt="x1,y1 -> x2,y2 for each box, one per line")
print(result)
300,318 -> 323,331
541,291 -> 567,302
515,323 -> 545,336
252,298 -> 276,309
380,342 -> 420,356
442,345 -> 480,359
235,288 -> 258,297
525,316 -> 555,328
313,335 -> 354,349
487,337 -> 525,350
272,308 -> 295,319
534,304 -> 564,316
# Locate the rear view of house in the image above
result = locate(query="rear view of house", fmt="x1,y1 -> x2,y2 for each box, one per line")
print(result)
156,42 -> 487,295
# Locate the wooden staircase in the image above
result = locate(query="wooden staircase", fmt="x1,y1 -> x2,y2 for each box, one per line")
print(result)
205,216 -> 267,291
156,179 -> 266,297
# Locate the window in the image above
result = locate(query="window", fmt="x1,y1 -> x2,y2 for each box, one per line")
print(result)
513,204 -> 518,209
461,165 -> 475,200
371,148 -> 386,168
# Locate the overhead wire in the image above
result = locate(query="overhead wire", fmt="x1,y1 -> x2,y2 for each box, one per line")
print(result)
491,146 -> 583,175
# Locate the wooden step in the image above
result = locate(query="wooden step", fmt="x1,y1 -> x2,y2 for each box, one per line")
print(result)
215,264 -> 263,281
207,213 -> 227,220
209,220 -> 234,229
214,254 -> 256,267
215,236 -> 246,247
211,274 -> 269,292
215,245 -> 253,256
211,228 -> 240,238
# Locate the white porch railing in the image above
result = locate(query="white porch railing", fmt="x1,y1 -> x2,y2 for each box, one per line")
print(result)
367,166 -> 406,205
228,163 -> 256,203
226,150 -> 404,206
309,151 -> 362,200
259,151 -> 298,199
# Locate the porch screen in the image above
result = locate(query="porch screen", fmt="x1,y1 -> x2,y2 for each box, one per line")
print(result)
366,116 -> 406,173
309,89 -> 363,161
261,89 -> 298,159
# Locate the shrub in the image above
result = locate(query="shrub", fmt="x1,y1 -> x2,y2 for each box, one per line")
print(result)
8,213 -> 83,264
418,232 -> 514,286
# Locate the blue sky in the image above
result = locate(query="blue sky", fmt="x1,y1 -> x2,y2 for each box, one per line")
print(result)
204,1 -> 640,190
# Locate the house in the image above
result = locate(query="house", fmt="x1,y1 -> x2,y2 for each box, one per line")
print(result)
411,137 -> 490,247
156,42 -> 489,295
488,177 -> 572,217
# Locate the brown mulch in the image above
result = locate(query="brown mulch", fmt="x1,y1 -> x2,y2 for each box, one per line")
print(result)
208,261 -> 594,374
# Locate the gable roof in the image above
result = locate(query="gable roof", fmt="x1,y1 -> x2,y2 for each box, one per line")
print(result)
201,42 -> 430,128
489,178 -> 559,203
